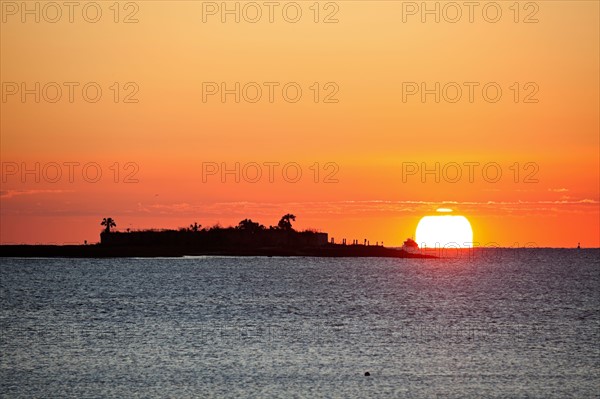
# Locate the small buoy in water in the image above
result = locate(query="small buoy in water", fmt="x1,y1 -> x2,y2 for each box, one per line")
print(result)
364,372 -> 370,376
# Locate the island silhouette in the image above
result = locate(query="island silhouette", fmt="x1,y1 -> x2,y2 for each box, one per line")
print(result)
1,214 -> 433,258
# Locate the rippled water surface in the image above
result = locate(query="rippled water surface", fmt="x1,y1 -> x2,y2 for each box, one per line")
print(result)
1,250 -> 599,398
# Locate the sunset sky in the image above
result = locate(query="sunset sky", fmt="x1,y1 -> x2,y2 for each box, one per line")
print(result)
1,1 -> 599,247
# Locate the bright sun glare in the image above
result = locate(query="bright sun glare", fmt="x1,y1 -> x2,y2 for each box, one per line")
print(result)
416,212 -> 473,248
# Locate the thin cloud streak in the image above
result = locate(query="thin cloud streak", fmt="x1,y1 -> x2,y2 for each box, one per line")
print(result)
0,189 -> 73,200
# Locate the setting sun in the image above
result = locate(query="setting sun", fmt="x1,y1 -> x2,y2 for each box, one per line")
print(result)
416,214 -> 473,248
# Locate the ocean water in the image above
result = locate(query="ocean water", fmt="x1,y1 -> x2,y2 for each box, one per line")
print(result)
1,250 -> 599,398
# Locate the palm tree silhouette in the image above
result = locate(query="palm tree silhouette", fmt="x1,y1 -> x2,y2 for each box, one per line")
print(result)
190,222 -> 201,232
101,217 -> 116,233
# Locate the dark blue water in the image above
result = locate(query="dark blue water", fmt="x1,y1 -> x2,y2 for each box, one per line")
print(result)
1,250 -> 599,398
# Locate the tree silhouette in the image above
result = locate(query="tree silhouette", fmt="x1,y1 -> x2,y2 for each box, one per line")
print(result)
190,222 -> 201,232
101,217 -> 116,233
277,214 -> 296,231
238,219 -> 265,232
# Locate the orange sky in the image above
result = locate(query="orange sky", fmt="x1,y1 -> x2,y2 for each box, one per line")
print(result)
1,1 -> 599,247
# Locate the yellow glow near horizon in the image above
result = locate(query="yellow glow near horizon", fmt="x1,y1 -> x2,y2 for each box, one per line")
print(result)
416,215 -> 473,248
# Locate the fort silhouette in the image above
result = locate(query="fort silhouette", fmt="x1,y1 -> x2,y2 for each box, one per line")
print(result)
0,215 -> 433,258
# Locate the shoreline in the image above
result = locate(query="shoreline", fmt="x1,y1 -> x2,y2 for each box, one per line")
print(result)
0,244 -> 435,259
